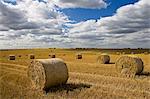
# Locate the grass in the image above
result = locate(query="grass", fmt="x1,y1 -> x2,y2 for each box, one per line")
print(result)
0,48 -> 150,99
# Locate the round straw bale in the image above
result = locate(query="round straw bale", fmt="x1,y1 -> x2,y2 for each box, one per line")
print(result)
97,54 -> 110,64
131,52 -> 134,54
49,54 -> 56,58
76,54 -> 82,59
27,58 -> 68,90
51,54 -> 55,58
122,52 -> 126,54
144,52 -> 149,55
9,55 -> 15,60
29,54 -> 35,59
121,68 -> 129,74
115,55 -> 144,75
18,55 -> 21,58
116,52 -> 120,55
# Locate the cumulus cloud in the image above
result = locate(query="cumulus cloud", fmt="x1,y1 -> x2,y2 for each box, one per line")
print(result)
52,0 -> 107,9
0,0 -> 149,49
67,0 -> 150,48
0,0 -> 70,49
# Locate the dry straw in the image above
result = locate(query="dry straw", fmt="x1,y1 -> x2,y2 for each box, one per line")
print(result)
97,53 -> 110,64
27,58 -> 68,90
9,55 -> 15,60
115,55 -> 144,76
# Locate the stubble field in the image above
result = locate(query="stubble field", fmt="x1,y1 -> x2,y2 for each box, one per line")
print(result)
0,48 -> 150,99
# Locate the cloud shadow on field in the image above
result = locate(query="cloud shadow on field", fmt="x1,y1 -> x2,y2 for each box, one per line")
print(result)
45,83 -> 92,93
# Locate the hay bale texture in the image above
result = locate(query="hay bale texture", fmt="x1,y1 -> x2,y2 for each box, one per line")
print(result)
131,52 -> 134,54
9,55 -> 15,60
76,54 -> 82,59
116,52 -> 120,55
97,54 -> 110,64
51,54 -> 55,58
144,52 -> 149,55
29,54 -> 35,59
49,54 -> 56,58
27,58 -> 68,90
115,55 -> 144,75
18,55 -> 21,58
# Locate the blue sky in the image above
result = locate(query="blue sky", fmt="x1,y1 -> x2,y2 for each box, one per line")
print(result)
3,0 -> 139,22
0,0 -> 150,49
62,0 -> 139,22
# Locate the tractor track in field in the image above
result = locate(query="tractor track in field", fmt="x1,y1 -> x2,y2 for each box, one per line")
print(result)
69,79 -> 150,99
69,72 -> 150,82
0,62 -> 27,77
1,66 -> 26,73
0,62 -> 27,71
69,72 -> 150,91
0,64 -> 27,71
0,62 -> 27,68
69,72 -> 150,98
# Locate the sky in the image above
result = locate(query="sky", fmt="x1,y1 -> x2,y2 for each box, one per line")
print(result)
0,0 -> 150,49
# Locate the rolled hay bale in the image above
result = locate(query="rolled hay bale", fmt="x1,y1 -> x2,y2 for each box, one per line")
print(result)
97,54 -> 110,64
116,52 -> 120,55
29,54 -> 35,59
27,58 -> 68,90
122,52 -> 126,54
76,54 -> 82,59
131,52 -> 134,54
121,68 -> 129,74
51,54 -> 55,58
144,52 -> 149,55
49,54 -> 55,58
9,55 -> 15,60
18,55 -> 22,58
115,55 -> 144,75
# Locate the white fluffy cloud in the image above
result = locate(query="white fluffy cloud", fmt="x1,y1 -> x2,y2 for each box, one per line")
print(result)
51,0 -> 107,9
0,0 -> 150,49
0,0 -> 70,49
67,0 -> 150,48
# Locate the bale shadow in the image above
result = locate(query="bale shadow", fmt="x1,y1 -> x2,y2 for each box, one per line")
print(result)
138,72 -> 150,76
45,83 -> 91,93
106,62 -> 115,64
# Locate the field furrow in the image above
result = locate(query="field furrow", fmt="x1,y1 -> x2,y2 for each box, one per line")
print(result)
69,72 -> 150,92
0,49 -> 149,99
0,66 -> 26,74
0,63 -> 27,68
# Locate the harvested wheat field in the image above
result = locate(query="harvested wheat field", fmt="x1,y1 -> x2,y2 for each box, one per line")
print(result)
0,48 -> 150,99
